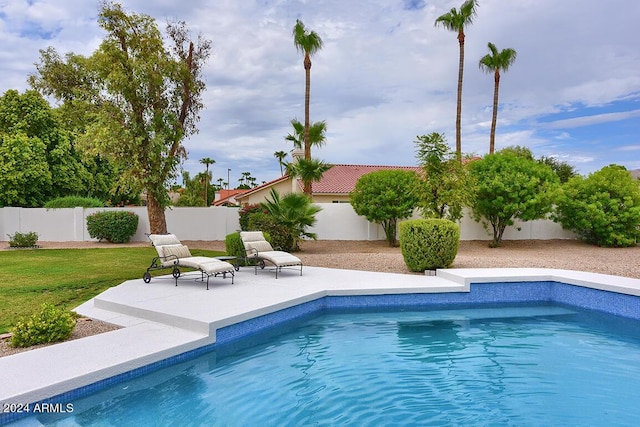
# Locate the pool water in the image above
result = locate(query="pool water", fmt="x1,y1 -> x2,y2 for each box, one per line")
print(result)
17,304 -> 640,426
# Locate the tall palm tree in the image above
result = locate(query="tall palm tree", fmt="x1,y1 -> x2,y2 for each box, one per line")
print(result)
199,157 -> 215,206
292,19 -> 324,162
274,150 -> 288,176
479,42 -> 517,154
435,0 -> 479,162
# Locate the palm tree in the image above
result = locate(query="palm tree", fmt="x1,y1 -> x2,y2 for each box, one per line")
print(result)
274,150 -> 288,176
479,42 -> 517,154
285,118 -> 328,194
199,157 -> 215,206
292,19 -> 324,162
435,0 -> 479,162
286,158 -> 333,195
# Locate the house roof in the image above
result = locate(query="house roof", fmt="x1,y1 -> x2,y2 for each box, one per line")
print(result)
213,188 -> 250,206
307,164 -> 421,194
236,164 -> 421,201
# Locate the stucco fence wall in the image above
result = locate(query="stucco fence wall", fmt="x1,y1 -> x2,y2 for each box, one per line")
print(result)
0,204 -> 575,243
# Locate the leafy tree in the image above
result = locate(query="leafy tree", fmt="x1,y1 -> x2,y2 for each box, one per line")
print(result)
469,152 -> 560,247
261,189 -> 322,251
350,170 -> 420,246
29,2 -> 211,233
498,145 -> 534,159
479,42 -> 517,154
538,156 -> 577,184
435,0 -> 479,161
292,19 -> 324,193
554,165 -> 640,247
175,171 -> 213,207
200,157 -> 215,206
0,133 -> 51,207
414,132 -> 471,221
274,150 -> 288,176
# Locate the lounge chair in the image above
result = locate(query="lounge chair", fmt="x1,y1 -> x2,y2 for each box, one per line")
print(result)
143,233 -> 235,289
239,231 -> 303,278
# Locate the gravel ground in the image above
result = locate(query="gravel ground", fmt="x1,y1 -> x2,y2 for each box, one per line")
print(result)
2,239 -> 638,357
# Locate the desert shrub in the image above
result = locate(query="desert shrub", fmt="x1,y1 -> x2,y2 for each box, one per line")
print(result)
86,210 -> 139,243
7,231 -> 39,248
44,196 -> 104,209
554,165 -> 640,247
399,219 -> 460,272
248,212 -> 294,251
225,231 -> 272,265
11,303 -> 76,348
238,204 -> 266,231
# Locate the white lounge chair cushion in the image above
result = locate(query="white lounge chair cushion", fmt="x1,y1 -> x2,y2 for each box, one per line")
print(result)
177,256 -> 235,275
148,233 -> 181,246
258,250 -> 302,267
160,244 -> 192,259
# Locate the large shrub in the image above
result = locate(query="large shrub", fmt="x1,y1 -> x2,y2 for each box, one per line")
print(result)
554,165 -> 640,247
248,212 -> 293,251
399,219 -> 460,272
86,210 -> 139,243
350,169 -> 420,246
44,196 -> 105,208
11,303 -> 76,348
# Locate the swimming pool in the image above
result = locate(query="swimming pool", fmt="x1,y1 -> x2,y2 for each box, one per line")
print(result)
12,302 -> 640,426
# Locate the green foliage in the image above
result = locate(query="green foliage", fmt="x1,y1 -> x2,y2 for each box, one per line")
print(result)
399,219 -> 460,271
554,165 -> 640,247
175,171 -> 214,207
238,204 -> 266,231
11,303 -> 76,348
86,210 -> 139,243
44,196 -> 105,208
350,170 -> 420,246
538,156 -> 578,184
0,133 -> 51,207
261,189 -> 322,251
469,152 -> 560,247
248,212 -> 294,251
414,133 -> 471,221
7,231 -> 39,248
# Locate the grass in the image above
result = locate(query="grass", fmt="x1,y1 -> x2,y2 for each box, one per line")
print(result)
0,247 -> 224,334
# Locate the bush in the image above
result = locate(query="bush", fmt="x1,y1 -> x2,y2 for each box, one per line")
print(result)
44,196 -> 105,209
225,231 -> 272,266
399,219 -> 460,272
11,303 -> 76,348
7,231 -> 39,248
248,212 -> 294,251
554,165 -> 640,247
86,210 -> 139,243
238,204 -> 265,231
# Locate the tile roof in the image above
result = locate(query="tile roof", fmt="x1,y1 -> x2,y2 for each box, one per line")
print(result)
308,164 -> 421,194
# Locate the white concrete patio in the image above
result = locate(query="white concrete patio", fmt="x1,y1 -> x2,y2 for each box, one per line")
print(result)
1,265 -> 639,411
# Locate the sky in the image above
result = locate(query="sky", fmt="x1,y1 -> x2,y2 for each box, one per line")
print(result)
1,0 -> 639,187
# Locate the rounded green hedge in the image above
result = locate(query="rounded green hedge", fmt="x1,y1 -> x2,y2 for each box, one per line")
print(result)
86,210 -> 139,243
399,219 -> 460,272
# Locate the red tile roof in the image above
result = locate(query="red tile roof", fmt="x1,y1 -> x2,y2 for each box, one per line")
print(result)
309,164 -> 421,194
213,189 -> 250,206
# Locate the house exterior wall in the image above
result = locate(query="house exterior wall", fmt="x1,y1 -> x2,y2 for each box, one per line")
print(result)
0,205 -> 575,243
238,180 -> 295,205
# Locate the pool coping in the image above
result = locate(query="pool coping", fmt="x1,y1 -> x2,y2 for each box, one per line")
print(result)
1,266 -> 639,424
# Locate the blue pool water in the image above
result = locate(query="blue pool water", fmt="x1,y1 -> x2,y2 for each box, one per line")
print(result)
13,303 -> 640,426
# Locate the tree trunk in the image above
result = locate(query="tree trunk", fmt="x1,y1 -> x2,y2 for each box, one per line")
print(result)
455,30 -> 466,163
147,193 -> 168,234
303,52 -> 312,195
489,70 -> 501,154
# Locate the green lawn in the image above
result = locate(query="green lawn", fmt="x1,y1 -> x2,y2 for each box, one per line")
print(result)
0,247 -> 224,333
